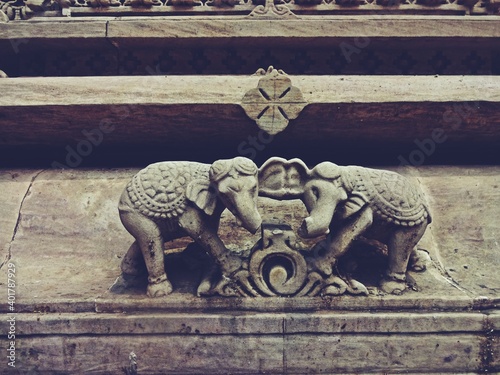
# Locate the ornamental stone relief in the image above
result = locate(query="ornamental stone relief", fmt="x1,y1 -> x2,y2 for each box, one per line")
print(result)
241,67 -> 307,135
114,156 -> 432,298
0,0 -> 497,20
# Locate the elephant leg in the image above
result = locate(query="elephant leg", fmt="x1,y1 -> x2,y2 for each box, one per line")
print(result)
311,207 -> 373,276
197,260 -> 218,296
179,209 -> 242,278
121,241 -> 147,276
380,222 -> 427,295
120,210 -> 173,297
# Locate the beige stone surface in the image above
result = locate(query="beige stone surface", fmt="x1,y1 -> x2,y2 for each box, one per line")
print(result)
284,334 -> 481,373
419,167 -> 500,298
0,170 -> 42,267
15,335 -> 284,374
4,169 -> 132,304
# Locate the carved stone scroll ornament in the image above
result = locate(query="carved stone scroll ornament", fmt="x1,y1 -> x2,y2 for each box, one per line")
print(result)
241,67 -> 307,136
116,157 -> 262,297
228,222 -> 370,297
258,157 -> 432,295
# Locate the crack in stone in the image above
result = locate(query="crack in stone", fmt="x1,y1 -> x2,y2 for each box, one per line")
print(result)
0,169 -> 45,270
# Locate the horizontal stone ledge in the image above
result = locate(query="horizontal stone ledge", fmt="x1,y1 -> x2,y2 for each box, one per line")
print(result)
0,311 -> 494,336
0,75 -> 499,146
1,16 -> 500,43
3,294 -> 498,314
107,16 -> 500,42
11,333 -> 490,374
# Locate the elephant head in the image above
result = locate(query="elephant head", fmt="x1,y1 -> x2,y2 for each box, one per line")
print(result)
298,162 -> 349,238
259,157 -> 350,238
187,157 -> 262,234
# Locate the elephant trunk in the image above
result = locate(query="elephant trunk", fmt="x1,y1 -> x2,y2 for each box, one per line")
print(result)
298,200 -> 337,238
232,199 -> 262,234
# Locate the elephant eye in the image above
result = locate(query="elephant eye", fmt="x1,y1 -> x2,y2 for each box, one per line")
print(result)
311,186 -> 320,200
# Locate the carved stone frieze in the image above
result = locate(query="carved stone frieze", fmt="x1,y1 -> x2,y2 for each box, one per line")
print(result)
115,157 -> 432,298
0,0 -> 497,19
241,67 -> 307,135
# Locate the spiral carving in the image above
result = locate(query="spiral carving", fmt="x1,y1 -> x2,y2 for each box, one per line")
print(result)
239,223 -> 370,298
250,250 -> 307,296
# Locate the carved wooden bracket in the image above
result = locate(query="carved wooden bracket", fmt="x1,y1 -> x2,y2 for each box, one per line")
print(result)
241,67 -> 307,135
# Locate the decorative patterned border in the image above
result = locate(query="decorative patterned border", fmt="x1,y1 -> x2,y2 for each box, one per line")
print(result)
0,0 -> 498,21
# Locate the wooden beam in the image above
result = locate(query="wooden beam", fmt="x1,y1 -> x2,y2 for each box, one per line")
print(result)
0,16 -> 500,45
0,75 -> 498,146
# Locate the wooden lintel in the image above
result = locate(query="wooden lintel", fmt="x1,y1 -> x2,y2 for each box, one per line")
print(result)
1,16 -> 500,44
0,75 -> 499,147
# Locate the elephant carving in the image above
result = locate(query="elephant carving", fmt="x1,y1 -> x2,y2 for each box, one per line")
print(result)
118,157 -> 262,297
258,157 -> 431,295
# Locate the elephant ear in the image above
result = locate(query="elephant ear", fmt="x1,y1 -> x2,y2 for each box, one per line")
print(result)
311,162 -> 341,181
342,191 -> 369,219
258,157 -> 311,199
186,179 -> 217,216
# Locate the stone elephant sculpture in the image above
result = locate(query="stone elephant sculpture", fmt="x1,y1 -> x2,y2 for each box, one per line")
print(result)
258,157 -> 431,294
118,157 -> 262,297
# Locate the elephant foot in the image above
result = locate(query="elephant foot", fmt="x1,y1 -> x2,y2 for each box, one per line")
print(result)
147,275 -> 173,298
196,277 -> 212,297
196,260 -> 219,297
380,278 -> 406,295
212,271 -> 260,297
410,249 -> 430,272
